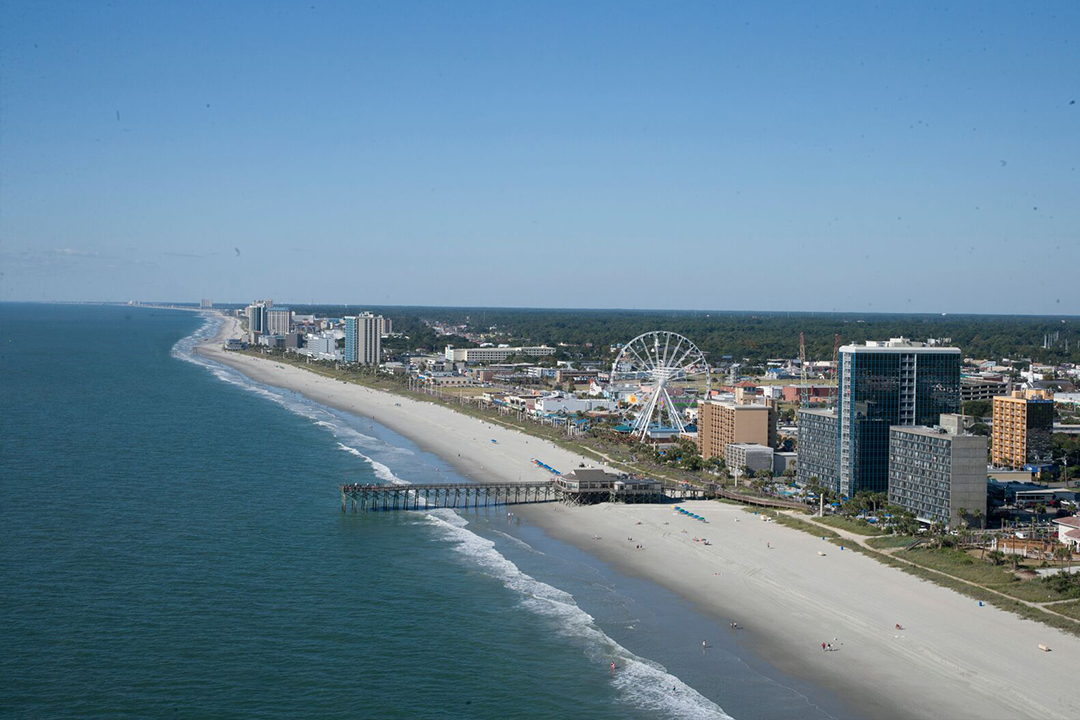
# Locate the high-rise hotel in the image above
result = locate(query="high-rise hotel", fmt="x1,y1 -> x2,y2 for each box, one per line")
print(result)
836,338 -> 961,495
344,313 -> 382,365
991,389 -> 1054,470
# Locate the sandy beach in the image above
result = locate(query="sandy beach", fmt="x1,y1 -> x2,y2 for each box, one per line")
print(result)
196,315 -> 607,486
527,501 -> 1080,720
197,314 -> 1080,720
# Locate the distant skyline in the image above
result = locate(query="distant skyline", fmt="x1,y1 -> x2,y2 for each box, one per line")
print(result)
2,1 -> 1078,314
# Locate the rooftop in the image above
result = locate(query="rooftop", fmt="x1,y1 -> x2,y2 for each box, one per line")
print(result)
799,407 -> 837,418
841,337 -> 960,354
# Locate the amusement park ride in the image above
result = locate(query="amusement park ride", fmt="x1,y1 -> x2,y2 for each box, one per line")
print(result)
610,331 -> 710,441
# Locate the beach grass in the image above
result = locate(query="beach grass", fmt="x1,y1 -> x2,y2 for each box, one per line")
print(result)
866,535 -> 918,550
897,548 -> 1021,587
1054,601 -> 1080,621
815,515 -> 886,536
744,508 -> 841,539
1000,579 -> 1080,604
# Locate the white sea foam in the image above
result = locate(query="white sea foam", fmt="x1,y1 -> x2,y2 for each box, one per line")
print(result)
336,442 -> 408,485
173,318 -> 412,483
424,510 -> 733,720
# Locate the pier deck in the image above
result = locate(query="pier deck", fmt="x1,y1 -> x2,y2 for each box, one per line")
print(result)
341,481 -> 557,512
340,479 -> 713,512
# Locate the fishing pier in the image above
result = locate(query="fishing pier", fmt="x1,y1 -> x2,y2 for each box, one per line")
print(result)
340,469 -> 713,513
341,481 -> 558,512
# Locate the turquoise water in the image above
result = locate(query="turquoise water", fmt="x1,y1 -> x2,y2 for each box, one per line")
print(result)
1,304 -> 852,719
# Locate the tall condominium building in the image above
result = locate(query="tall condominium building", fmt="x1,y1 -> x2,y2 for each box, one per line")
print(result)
266,307 -> 291,336
379,317 -> 393,336
200,299 -> 213,309
991,389 -> 1054,469
888,426 -> 987,527
245,301 -> 269,337
695,400 -> 776,461
444,345 -> 556,364
797,408 -> 839,492
345,314 -> 381,365
837,338 -> 961,495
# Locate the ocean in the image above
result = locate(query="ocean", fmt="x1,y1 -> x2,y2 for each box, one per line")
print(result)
0,304 -> 853,720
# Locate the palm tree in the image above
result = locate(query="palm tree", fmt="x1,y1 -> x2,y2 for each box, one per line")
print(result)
987,550 -> 1006,566
971,509 -> 986,559
1053,545 -> 1073,571
954,507 -> 970,547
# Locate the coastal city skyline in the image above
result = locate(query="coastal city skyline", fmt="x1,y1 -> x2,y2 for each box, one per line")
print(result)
3,1 -> 1079,313
4,2 -> 1080,719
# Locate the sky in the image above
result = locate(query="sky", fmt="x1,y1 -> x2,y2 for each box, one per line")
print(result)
1,1 -> 1077,314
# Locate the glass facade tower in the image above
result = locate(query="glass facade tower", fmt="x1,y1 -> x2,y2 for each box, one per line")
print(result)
837,339 -> 961,496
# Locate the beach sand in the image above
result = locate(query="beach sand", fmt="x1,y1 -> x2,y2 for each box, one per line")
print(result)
197,314 -> 1080,720
196,316 -> 607,486
523,500 -> 1080,720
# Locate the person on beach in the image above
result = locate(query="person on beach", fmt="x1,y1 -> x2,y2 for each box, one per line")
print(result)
822,642 -> 827,651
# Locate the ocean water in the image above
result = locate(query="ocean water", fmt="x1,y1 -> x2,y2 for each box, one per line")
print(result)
0,304 -> 852,720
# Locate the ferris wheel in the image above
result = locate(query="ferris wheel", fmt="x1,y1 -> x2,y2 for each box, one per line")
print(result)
611,331 -> 710,440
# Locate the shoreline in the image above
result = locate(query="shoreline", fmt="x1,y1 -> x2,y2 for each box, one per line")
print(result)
194,314 -> 611,488
193,313 -> 1080,720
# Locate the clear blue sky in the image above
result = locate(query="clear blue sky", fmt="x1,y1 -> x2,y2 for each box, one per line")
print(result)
2,1 -> 1077,313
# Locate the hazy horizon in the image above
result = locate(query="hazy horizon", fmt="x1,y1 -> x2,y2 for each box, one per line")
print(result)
2,1 -> 1077,314
6,298 -> 1079,320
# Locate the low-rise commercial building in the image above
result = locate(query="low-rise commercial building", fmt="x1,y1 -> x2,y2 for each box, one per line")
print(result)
773,451 -> 798,477
888,426 -> 987,527
1053,516 -> 1080,553
533,394 -> 615,415
444,345 -> 556,364
726,443 -> 774,475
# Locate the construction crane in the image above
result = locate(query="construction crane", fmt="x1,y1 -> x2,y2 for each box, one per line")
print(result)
830,333 -> 841,406
799,332 -> 808,408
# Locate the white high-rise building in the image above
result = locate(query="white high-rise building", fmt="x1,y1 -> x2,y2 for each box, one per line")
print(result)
266,308 -> 291,336
245,301 -> 268,338
345,314 -> 381,365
